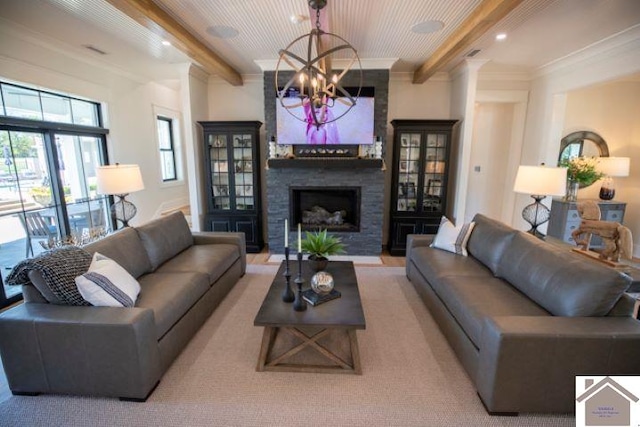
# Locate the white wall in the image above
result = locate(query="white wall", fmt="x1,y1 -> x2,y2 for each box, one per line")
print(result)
181,65 -> 210,231
467,102 -> 514,221
563,79 -> 640,256
0,24 -> 191,227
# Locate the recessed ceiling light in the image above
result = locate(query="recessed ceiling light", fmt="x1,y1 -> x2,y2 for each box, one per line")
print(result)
162,40 -> 171,46
206,25 -> 240,39
290,14 -> 308,24
496,33 -> 507,41
411,20 -> 444,34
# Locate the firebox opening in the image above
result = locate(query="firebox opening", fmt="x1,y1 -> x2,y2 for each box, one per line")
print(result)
290,187 -> 361,232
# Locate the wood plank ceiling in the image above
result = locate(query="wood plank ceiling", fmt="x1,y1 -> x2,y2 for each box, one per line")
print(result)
104,0 -> 526,87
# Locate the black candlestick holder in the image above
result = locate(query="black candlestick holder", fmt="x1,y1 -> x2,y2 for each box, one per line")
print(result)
281,247 -> 294,303
293,251 -> 307,311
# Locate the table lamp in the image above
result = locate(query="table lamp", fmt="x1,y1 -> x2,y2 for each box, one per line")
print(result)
96,163 -> 145,228
597,157 -> 630,201
513,165 -> 567,238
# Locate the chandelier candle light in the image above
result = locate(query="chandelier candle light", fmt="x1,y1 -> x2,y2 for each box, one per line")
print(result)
275,0 -> 363,129
513,165 -> 567,238
96,163 -> 145,228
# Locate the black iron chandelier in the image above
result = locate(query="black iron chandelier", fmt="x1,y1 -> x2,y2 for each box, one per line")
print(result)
275,0 -> 363,129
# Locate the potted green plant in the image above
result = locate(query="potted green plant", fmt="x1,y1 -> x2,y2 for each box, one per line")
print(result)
301,229 -> 346,271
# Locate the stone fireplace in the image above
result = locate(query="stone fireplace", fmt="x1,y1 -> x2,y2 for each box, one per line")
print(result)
266,162 -> 384,255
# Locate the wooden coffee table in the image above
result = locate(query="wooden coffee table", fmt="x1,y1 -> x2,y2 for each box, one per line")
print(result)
254,261 -> 366,374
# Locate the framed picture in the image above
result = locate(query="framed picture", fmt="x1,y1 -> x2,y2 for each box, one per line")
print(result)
213,161 -> 228,173
213,186 -> 228,197
425,161 -> 445,174
426,179 -> 442,197
400,182 -> 416,198
399,161 -> 409,172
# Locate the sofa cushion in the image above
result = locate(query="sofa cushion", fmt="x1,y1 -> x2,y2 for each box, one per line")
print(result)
431,216 -> 475,256
75,253 -> 140,307
433,276 -> 550,347
136,272 -> 210,340
499,232 -> 631,317
410,246 -> 492,285
155,244 -> 240,285
83,227 -> 152,279
7,246 -> 92,306
136,212 -> 194,271
467,214 -> 516,276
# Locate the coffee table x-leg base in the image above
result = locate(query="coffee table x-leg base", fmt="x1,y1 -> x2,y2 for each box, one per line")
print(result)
256,326 -> 362,374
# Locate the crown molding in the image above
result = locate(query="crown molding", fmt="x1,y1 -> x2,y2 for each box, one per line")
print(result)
534,24 -> 640,78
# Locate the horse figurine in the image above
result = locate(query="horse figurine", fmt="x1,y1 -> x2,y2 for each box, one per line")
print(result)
571,201 -> 633,262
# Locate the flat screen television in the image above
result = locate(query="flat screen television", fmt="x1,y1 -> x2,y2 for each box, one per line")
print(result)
276,87 -> 375,145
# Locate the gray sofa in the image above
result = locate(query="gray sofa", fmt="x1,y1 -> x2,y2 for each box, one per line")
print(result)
406,213 -> 640,414
0,212 -> 246,401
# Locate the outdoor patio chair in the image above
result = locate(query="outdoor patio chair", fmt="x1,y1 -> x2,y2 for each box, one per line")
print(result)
19,211 -> 57,257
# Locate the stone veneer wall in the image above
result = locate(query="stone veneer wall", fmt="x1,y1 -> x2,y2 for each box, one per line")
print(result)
266,167 -> 384,255
264,70 -> 389,255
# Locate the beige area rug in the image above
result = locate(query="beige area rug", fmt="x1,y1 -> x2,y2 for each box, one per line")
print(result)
0,265 -> 574,427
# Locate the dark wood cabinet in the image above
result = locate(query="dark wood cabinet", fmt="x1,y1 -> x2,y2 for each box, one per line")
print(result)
388,119 -> 457,256
199,121 -> 263,253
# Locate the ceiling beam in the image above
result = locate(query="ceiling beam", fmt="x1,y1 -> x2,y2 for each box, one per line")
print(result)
105,0 -> 243,86
412,0 -> 524,84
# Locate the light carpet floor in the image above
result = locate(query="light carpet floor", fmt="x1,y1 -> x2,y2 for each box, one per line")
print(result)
0,265 -> 574,427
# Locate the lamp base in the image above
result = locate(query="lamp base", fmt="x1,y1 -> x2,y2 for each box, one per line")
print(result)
522,195 -> 550,239
111,194 -> 137,228
599,176 -> 615,200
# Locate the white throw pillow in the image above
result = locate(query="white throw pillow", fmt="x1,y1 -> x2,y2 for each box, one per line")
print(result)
75,252 -> 140,307
431,216 -> 476,256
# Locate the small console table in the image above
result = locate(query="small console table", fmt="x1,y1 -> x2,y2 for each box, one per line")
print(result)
548,199 -> 626,248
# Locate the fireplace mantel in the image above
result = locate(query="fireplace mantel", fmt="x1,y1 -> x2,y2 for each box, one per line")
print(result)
267,158 -> 384,169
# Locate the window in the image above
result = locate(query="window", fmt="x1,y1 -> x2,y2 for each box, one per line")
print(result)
157,116 -> 177,182
0,80 -> 108,309
0,81 -> 100,126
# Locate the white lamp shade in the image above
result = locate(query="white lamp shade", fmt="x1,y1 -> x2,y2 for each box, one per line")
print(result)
513,165 -> 567,196
96,164 -> 145,195
597,157 -> 630,177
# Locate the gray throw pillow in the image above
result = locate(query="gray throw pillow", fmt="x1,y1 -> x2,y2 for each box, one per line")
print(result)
6,246 -> 92,305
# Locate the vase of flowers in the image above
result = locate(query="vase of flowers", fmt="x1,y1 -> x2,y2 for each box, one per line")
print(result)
559,156 -> 603,201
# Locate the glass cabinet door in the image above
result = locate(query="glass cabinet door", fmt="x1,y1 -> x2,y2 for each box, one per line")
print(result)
423,133 -> 447,212
208,133 -> 230,210
232,133 -> 254,211
397,132 -> 421,212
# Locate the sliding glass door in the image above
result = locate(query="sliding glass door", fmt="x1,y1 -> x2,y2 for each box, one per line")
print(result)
0,129 -> 108,307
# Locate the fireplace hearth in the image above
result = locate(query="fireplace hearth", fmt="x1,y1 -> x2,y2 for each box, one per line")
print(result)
291,187 -> 360,232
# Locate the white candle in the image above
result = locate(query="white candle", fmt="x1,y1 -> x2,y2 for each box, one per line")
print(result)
298,223 -> 302,253
284,219 -> 288,248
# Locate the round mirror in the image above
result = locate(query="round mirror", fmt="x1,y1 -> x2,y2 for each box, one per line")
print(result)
558,130 -> 609,188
